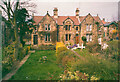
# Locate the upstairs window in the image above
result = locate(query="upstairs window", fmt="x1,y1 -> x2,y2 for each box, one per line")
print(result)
45,24 -> 47,30
65,25 -> 71,31
86,24 -> 92,31
65,25 -> 68,30
48,24 -> 50,31
90,24 -> 92,31
45,24 -> 51,31
76,27 -> 78,30
69,25 -> 71,30
86,24 -> 89,31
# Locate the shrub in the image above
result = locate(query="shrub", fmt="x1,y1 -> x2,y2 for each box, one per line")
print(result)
73,54 -> 118,80
31,45 -> 56,50
100,40 -> 118,61
86,42 -> 101,53
2,43 -> 30,77
18,46 -> 29,61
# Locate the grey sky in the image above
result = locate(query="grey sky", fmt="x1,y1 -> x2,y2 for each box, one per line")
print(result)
31,2 -> 118,22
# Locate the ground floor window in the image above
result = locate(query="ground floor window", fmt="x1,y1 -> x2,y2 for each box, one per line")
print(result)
45,34 -> 51,42
65,34 -> 68,41
33,35 -> 38,45
69,34 -> 71,40
65,34 -> 71,41
86,34 -> 92,42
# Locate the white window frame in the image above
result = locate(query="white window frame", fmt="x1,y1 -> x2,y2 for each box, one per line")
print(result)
89,24 -> 92,31
86,24 -> 89,31
89,35 -> 92,41
86,35 -> 89,42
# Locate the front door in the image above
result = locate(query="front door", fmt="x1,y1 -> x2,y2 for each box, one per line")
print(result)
75,34 -> 79,44
33,35 -> 38,45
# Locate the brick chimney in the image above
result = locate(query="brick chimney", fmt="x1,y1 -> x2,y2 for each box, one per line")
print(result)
53,8 -> 58,18
76,8 -> 79,18
103,18 -> 105,21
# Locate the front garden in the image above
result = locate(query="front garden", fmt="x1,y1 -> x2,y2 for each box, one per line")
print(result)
3,40 -> 119,80
10,50 -> 63,80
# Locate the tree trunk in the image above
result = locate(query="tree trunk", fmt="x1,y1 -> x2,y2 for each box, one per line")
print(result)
14,17 -> 20,60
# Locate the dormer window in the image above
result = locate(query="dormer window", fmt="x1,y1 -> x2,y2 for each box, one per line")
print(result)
69,25 -> 71,30
65,25 -> 68,30
65,25 -> 71,31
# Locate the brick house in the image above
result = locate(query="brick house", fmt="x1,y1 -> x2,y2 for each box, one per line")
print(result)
102,20 -> 118,40
31,8 -> 104,46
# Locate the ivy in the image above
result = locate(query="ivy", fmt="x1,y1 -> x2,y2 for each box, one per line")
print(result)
38,30 -> 57,44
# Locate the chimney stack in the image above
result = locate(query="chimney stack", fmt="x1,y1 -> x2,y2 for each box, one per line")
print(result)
53,8 -> 58,18
76,8 -> 79,18
103,18 -> 105,21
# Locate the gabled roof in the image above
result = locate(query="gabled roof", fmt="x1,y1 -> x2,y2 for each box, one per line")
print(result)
33,13 -> 102,26
52,16 -> 80,25
104,21 -> 118,27
33,16 -> 44,25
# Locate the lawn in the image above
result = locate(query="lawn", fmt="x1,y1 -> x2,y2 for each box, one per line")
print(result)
10,50 -> 63,80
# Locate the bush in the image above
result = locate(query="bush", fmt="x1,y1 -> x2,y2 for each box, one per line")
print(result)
86,42 -> 101,53
100,40 -> 118,61
18,46 -> 29,61
31,45 -> 56,50
2,43 -> 30,77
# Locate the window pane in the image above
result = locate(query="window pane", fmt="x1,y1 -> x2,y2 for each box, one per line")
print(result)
66,34 -> 68,41
86,24 -> 89,31
69,25 -> 71,30
69,34 -> 71,40
65,25 -> 68,30
45,34 -> 47,41
90,24 -> 92,31
48,24 -> 50,30
76,27 -> 78,30
48,34 -> 50,41
90,35 -> 92,41
86,35 -> 89,42
45,24 -> 47,30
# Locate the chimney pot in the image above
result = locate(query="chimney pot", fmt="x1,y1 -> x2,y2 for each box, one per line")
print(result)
76,8 -> 79,18
53,7 -> 58,18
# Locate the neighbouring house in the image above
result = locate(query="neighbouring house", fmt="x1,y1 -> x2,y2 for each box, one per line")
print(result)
31,8 -> 104,46
103,21 -> 118,40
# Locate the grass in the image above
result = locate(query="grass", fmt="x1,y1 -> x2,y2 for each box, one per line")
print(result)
10,50 -> 63,80
73,49 -> 118,80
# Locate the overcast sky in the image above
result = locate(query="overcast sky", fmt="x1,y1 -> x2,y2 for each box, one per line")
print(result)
0,0 -> 119,22
30,1 -> 118,22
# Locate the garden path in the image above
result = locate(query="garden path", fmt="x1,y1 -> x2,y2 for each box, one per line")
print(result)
2,50 -> 35,80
